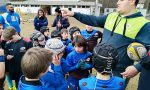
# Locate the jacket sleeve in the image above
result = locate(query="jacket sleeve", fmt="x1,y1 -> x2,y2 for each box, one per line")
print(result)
0,15 -> 5,25
34,17 -> 40,27
66,54 -> 77,72
73,12 -> 107,28
62,18 -> 70,28
135,22 -> 150,70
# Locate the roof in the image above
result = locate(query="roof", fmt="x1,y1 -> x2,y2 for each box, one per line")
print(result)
8,1 -> 102,6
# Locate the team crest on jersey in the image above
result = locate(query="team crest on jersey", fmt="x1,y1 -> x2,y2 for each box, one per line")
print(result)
119,82 -> 123,86
20,47 -> 26,52
82,82 -> 87,86
94,33 -> 98,37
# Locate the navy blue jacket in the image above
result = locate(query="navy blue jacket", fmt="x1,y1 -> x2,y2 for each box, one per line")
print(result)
34,16 -> 48,31
73,12 -> 150,69
52,16 -> 70,31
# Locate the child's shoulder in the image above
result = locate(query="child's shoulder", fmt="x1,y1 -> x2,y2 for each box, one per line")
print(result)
112,76 -> 125,87
79,76 -> 96,89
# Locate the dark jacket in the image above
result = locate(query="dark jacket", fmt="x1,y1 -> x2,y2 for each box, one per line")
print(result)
4,38 -> 33,79
73,12 -> 150,70
34,16 -> 48,31
52,15 -> 70,31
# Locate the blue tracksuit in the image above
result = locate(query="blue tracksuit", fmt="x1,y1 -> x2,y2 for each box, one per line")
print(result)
40,65 -> 68,90
66,50 -> 93,90
79,76 -> 125,90
18,76 -> 46,90
0,11 -> 20,33
34,16 -> 48,31
81,29 -> 102,52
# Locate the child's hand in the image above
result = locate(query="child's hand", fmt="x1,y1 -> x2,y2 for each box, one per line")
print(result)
52,55 -> 60,66
76,60 -> 84,69
81,63 -> 91,70
7,55 -> 14,60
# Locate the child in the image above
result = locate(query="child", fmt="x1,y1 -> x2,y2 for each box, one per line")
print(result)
81,25 -> 102,52
61,29 -> 71,46
66,35 -> 93,90
66,26 -> 81,54
79,43 -> 125,90
30,31 -> 46,48
41,38 -> 68,89
40,26 -> 50,41
51,30 -> 61,40
18,47 -> 53,90
3,26 -> 32,87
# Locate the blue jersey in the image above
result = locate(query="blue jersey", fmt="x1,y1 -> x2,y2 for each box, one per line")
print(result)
18,76 -> 46,90
51,58 -> 68,74
0,11 -> 20,33
79,76 -> 125,90
81,29 -> 102,52
66,43 -> 74,55
61,38 -> 71,46
40,65 -> 68,90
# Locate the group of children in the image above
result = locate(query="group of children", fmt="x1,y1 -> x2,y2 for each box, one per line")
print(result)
0,23 -> 126,90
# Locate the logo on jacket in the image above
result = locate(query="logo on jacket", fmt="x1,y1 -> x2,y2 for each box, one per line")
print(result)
20,47 -> 26,52
82,82 -> 87,86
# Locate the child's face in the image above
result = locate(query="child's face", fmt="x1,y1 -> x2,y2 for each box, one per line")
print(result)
73,31 -> 81,38
61,32 -> 68,39
44,30 -> 49,37
74,45 -> 84,53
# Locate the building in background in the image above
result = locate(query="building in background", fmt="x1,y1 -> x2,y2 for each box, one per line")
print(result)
0,0 -> 7,13
5,0 -> 102,15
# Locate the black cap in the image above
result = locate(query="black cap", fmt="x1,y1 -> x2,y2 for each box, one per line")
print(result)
55,7 -> 61,13
92,43 -> 119,74
69,26 -> 80,40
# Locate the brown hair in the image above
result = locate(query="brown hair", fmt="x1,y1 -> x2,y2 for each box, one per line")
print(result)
61,29 -> 68,34
21,47 -> 53,79
2,26 -> 16,40
72,35 -> 88,53
37,8 -> 46,18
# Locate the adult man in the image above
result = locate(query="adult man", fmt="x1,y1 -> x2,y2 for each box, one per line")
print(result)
81,25 -> 102,52
62,0 -> 150,89
0,3 -> 21,34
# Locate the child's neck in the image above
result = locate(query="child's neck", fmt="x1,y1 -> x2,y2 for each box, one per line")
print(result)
25,77 -> 39,81
96,72 -> 110,80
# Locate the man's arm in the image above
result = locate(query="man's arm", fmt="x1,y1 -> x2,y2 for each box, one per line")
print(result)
73,12 -> 107,28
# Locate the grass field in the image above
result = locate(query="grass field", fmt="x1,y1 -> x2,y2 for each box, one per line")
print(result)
4,14 -> 139,90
